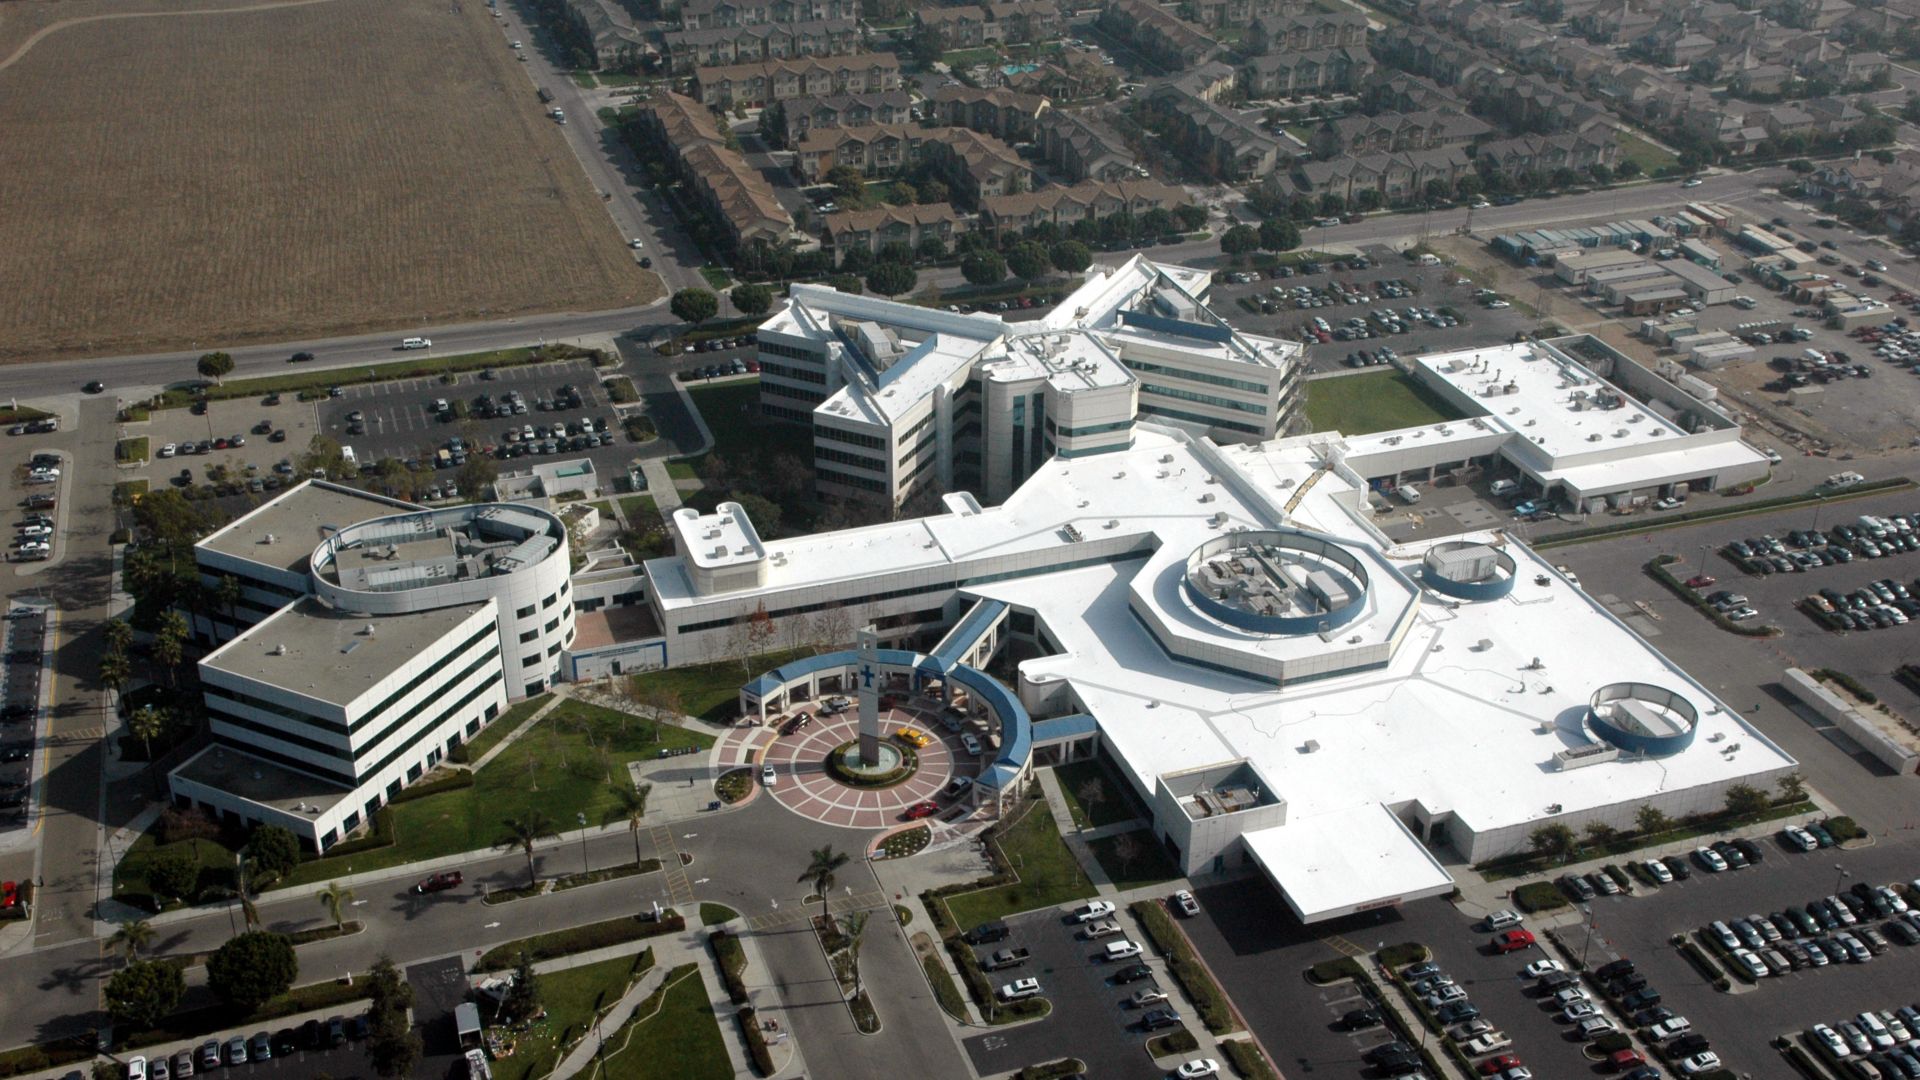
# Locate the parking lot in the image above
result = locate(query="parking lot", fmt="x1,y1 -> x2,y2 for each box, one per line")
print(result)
143,394 -> 325,492
957,905 -> 1173,1080
314,359 -> 619,468
1205,247 -> 1540,374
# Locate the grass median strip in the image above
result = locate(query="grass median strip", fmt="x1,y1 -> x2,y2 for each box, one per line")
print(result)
1128,899 -> 1237,1035
475,909 -> 684,972
591,964 -> 731,1080
146,344 -> 602,409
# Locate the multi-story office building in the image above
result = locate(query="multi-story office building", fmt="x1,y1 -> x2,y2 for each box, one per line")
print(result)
172,484 -> 575,852
754,254 -> 1301,508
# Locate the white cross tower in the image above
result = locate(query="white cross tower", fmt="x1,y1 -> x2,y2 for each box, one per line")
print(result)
856,627 -> 881,766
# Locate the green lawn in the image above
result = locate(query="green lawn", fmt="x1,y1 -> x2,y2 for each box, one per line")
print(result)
941,47 -> 1003,69
495,954 -> 651,1080
1615,129 -> 1678,176
169,700 -> 711,892
699,266 -> 733,290
592,964 -> 730,1080
1304,370 -> 1467,437
150,344 -> 592,408
113,833 -> 239,912
945,800 -> 1094,931
1053,760 -> 1139,830
666,462 -> 698,481
628,646 -> 815,724
684,379 -> 813,465
1087,829 -> 1181,890
618,494 -> 658,527
461,693 -> 553,762
116,437 -> 150,464
570,70 -> 597,88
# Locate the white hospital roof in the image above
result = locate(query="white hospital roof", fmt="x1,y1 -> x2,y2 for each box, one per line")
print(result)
1245,806 -> 1455,921
1417,344 -> 1685,459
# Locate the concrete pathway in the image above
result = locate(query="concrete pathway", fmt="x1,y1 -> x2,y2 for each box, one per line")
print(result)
639,458 -> 682,513
551,924 -> 763,1080
467,692 -> 570,772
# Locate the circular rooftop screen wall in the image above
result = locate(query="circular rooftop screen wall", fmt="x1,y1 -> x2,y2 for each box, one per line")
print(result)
1586,682 -> 1699,757
1183,529 -> 1371,635
1421,541 -> 1517,601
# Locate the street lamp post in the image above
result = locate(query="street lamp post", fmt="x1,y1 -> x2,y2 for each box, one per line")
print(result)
1580,903 -> 1598,970
1835,864 -> 1850,896
578,813 -> 590,874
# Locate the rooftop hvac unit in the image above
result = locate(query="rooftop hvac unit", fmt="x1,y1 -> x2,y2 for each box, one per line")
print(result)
1302,739 -> 1320,753
1210,512 -> 1229,526
363,624 -> 376,636
262,533 -> 277,545
1588,433 -> 1603,442
1205,475 -> 1218,484
1199,493 -> 1215,503
1160,454 -> 1175,463
271,644 -> 286,656
710,545 -> 726,558
1105,519 -> 1118,529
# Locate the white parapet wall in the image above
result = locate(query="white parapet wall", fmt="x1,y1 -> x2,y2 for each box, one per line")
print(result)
1782,668 -> 1920,775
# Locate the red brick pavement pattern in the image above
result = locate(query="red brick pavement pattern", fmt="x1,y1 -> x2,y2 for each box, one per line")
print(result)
747,707 -> 986,830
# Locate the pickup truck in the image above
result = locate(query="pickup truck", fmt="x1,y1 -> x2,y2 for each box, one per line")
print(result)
1460,1032 -> 1511,1055
982,948 -> 1031,971
998,978 -> 1041,1001
1079,918 -> 1122,940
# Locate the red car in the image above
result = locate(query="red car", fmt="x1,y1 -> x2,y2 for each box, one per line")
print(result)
902,801 -> 940,820
412,870 -> 464,895
1493,929 -> 1536,953
1684,574 -> 1716,589
0,881 -> 15,908
1479,1056 -> 1522,1076
1609,1049 -> 1645,1071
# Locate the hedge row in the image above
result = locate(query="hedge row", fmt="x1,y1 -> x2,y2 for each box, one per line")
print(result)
1813,668 -> 1878,704
387,770 -> 475,804
1537,477 -> 1915,549
711,930 -> 749,1005
1016,1060 -> 1087,1080
1376,943 -> 1430,968
0,1038 -> 92,1079
123,977 -> 374,1052
1513,881 -> 1571,913
737,1006 -> 776,1076
1306,956 -> 1363,983
1128,899 -> 1236,1034
1221,1039 -> 1280,1080
474,910 -> 683,971
1647,556 -> 1778,636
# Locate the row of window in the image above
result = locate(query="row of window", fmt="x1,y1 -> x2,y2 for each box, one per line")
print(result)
676,547 -> 1151,634
764,381 -> 826,403
896,428 -> 938,470
349,643 -> 503,774
816,424 -> 887,451
759,340 -> 824,363
762,359 -> 827,385
1139,382 -> 1269,415
1136,402 -> 1266,435
1046,417 -> 1135,438
206,571 -> 304,602
358,669 -> 505,783
816,445 -> 887,473
815,465 -> 889,494
1123,356 -> 1274,395
763,403 -> 815,424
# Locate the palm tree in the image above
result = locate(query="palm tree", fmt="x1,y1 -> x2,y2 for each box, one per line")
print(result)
798,845 -> 851,922
129,706 -> 164,762
108,918 -> 154,963
316,881 -> 355,930
603,784 -> 650,868
496,811 -> 560,888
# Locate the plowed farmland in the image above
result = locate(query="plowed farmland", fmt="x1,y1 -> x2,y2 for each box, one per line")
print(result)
0,0 -> 658,362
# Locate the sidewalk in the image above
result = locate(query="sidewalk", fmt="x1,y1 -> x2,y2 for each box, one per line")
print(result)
550,924 -> 764,1080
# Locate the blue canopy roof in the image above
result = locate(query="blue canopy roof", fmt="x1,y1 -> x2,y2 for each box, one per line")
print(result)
921,599 -> 1007,676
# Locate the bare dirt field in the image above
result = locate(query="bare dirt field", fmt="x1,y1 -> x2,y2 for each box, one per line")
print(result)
0,0 -> 659,363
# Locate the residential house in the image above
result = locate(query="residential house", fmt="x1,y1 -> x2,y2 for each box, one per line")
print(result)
824,204 -> 965,263
915,6 -> 994,49
1374,25 -> 1485,86
677,0 -> 856,28
1472,130 -> 1620,177
1293,147 -> 1473,204
1762,103 -> 1818,138
1171,60 -> 1240,103
1768,0 -> 1855,29
1241,46 -> 1373,99
1803,44 -> 1890,85
1244,9 -> 1368,53
1570,4 -> 1657,43
1636,24 -> 1717,66
663,19 -> 861,75
928,86 -> 1053,141
792,123 -> 938,179
1143,84 -> 1284,181
1803,95 -> 1865,134
1035,108 -> 1141,182
978,178 -> 1190,233
1313,109 -> 1489,157
1591,63 -> 1679,117
694,53 -> 902,106
1186,0 -> 1310,29
1096,0 -> 1221,69
1547,40 -> 1619,86
565,0 -> 647,67
1677,102 -> 1770,154
916,1 -> 1064,48
924,129 -> 1035,205
766,90 -> 913,146
632,93 -> 792,250
1810,155 -> 1890,198
1462,70 -> 1610,133
988,1 -> 1066,44
1362,72 -> 1463,114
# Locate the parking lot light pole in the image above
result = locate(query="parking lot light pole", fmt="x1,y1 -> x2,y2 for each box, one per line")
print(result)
1835,864 -> 1850,895
1579,903 -> 1597,969
578,812 -> 590,874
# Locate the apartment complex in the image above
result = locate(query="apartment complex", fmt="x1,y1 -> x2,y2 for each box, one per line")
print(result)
694,53 -> 902,107
631,92 -> 792,250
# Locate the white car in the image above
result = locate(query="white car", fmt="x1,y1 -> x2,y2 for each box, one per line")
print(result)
628,238 -> 645,249
1695,845 -> 1728,872
1485,909 -> 1525,932
1643,859 -> 1673,884
1521,958 -> 1563,979
1731,948 -> 1768,979
1172,890 -> 1199,917
1105,939 -> 1143,960
1131,987 -> 1168,1007
760,764 -> 776,787
1782,825 -> 1817,852
157,443 -> 176,458
1486,299 -> 1511,309
1558,1000 -> 1597,1022
960,732 -> 983,755
1175,1061 -> 1220,1079
1813,1023 -> 1850,1057
1763,447 -> 1783,464
1679,1051 -> 1721,1074
1649,1017 -> 1692,1040
1071,899 -> 1117,922
1682,178 -> 1704,188
125,1057 -> 147,1080
998,977 -> 1041,1001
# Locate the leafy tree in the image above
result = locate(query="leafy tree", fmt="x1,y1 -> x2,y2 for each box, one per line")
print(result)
147,850 -> 198,903
891,181 -> 919,205
109,918 -> 156,962
1582,821 -> 1617,850
105,960 -> 184,1031
1723,783 -> 1769,817
1049,240 -> 1092,274
1527,823 -> 1577,864
916,234 -> 948,261
496,810 -> 560,888
1258,217 -> 1300,252
1354,188 -> 1385,212
839,245 -> 875,273
500,950 -> 543,1024
455,455 -> 498,502
961,250 -> 1007,286
825,165 -> 866,200
196,352 -> 235,385
366,955 -> 419,1078
732,492 -> 784,539
670,289 -> 719,325
1139,207 -> 1174,237
799,844 -> 851,921
1588,163 -> 1613,185
827,273 -> 863,294
248,825 -> 300,882
1616,159 -> 1642,179
1424,178 -> 1452,204
1006,242 -> 1051,281
207,932 -> 298,1010
1219,224 -> 1260,258
1317,192 -> 1346,215
1634,803 -> 1672,836
316,881 -> 355,930
876,241 -> 915,266
918,179 -> 950,204
730,283 -> 774,317
1778,773 -> 1807,803
1173,204 -> 1207,232
865,263 -> 917,296
603,783 -> 652,868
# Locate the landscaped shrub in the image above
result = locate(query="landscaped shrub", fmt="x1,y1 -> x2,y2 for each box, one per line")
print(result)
1513,881 -> 1570,913
1377,943 -> 1429,968
1307,956 -> 1364,983
711,930 -> 749,1005
386,770 -> 474,804
737,1007 -> 775,1076
310,808 -> 393,861
474,910 -> 683,971
1825,816 -> 1865,841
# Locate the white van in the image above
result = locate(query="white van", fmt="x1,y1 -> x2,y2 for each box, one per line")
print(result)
1489,479 -> 1519,497
402,337 -> 432,350
1103,939 -> 1143,961
1397,483 -> 1422,504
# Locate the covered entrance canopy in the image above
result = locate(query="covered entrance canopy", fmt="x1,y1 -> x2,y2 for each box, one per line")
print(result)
1243,804 -> 1455,924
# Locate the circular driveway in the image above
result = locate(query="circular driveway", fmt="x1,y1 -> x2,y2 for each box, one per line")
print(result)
758,708 -> 982,829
